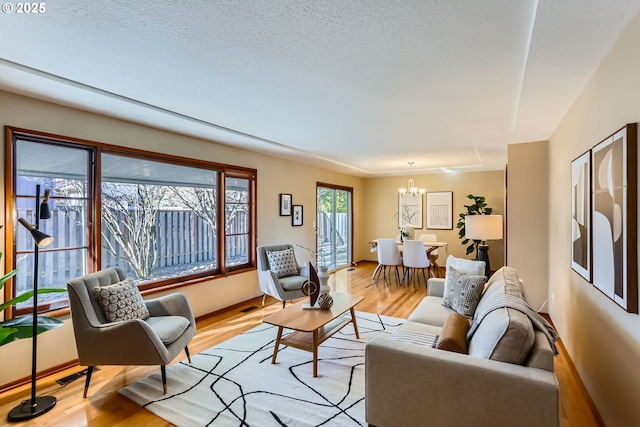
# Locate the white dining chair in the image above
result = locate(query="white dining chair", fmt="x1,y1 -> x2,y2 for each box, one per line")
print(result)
418,233 -> 439,258
374,238 -> 403,285
401,240 -> 430,288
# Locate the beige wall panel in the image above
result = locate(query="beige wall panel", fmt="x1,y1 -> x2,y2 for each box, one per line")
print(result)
507,141 -> 549,310
548,11 -> 640,427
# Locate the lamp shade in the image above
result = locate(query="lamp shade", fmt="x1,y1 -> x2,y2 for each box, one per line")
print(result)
39,189 -> 52,219
18,218 -> 55,248
464,215 -> 503,241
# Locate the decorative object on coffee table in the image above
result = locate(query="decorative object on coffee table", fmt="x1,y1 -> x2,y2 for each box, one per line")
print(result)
301,277 -> 319,307
318,293 -> 334,310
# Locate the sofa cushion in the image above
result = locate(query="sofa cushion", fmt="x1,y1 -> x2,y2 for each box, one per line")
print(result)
266,248 -> 299,278
408,296 -> 457,327
442,266 -> 487,319
468,267 -> 535,364
436,313 -> 470,354
144,315 -> 190,344
95,279 -> 150,323
278,274 -> 308,291
446,255 -> 486,276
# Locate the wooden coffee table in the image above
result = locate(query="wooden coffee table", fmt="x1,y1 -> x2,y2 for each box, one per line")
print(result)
263,292 -> 364,377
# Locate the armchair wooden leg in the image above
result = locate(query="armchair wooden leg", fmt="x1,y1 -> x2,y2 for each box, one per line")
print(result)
161,365 -> 167,395
262,294 -> 267,306
282,300 -> 286,308
83,366 -> 94,398
185,346 -> 192,363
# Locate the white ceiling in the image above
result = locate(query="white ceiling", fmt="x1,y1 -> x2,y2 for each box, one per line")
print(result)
1,0 -> 639,177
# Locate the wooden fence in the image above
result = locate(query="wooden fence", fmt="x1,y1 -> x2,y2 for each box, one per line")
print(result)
14,208 -> 248,294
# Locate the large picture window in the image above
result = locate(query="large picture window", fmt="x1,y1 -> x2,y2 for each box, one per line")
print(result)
5,128 -> 257,315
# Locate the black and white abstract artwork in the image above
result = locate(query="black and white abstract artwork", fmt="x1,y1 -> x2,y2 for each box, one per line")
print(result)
571,151 -> 591,281
590,123 -> 637,313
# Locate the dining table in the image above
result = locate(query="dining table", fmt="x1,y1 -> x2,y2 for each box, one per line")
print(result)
368,239 -> 448,280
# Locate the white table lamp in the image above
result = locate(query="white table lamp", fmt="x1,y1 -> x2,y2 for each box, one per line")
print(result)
464,214 -> 503,277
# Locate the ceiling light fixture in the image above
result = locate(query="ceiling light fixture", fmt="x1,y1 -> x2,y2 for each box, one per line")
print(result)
398,162 -> 426,196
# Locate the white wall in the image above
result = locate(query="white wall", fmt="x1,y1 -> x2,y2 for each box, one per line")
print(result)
547,11 -> 640,427
0,90 -> 364,386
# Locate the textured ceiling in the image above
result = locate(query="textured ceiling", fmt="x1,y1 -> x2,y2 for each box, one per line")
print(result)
1,0 -> 639,176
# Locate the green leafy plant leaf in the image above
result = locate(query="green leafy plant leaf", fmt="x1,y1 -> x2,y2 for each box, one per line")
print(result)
0,315 -> 64,346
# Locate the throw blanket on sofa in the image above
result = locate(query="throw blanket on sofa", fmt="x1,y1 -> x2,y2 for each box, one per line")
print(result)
467,293 -> 560,355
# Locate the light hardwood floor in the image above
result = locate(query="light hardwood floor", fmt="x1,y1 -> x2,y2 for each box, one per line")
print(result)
0,262 -> 601,427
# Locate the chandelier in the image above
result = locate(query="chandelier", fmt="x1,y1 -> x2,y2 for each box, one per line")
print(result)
398,162 -> 426,196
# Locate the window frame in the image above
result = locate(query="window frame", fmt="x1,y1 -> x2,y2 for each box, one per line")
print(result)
4,126 -> 257,318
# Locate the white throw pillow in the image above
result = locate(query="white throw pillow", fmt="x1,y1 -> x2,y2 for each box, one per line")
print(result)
446,255 -> 486,276
266,248 -> 299,278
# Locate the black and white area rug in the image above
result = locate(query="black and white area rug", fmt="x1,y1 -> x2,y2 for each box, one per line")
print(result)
119,311 -> 404,427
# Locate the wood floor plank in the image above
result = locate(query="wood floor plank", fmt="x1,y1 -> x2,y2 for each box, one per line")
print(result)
0,262 -> 600,427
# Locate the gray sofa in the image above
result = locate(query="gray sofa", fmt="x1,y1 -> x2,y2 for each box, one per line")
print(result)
365,265 -> 559,427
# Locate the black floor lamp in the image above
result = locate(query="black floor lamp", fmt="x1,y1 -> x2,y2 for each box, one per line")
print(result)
8,185 -> 56,422
464,214 -> 503,278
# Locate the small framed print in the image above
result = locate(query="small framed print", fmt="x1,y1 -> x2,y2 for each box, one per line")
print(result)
279,193 -> 292,216
292,205 -> 303,226
426,191 -> 453,229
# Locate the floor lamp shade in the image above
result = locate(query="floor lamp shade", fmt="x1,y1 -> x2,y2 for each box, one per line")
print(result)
464,215 -> 503,277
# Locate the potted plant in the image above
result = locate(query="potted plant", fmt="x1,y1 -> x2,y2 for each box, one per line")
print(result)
456,194 -> 493,256
0,225 -> 65,347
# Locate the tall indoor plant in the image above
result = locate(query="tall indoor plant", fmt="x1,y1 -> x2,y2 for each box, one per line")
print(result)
456,194 -> 493,256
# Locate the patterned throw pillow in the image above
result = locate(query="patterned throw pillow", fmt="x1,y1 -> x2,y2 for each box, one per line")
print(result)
266,248 -> 299,278
442,266 -> 487,319
95,279 -> 150,323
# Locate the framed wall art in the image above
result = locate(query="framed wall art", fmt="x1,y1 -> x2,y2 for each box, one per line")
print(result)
398,193 -> 423,229
292,205 -> 303,226
279,193 -> 292,216
571,151 -> 591,281
426,191 -> 453,229
590,123 -> 637,313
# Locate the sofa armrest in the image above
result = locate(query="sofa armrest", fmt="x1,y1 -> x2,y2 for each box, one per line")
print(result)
365,337 -> 559,427
427,277 -> 445,297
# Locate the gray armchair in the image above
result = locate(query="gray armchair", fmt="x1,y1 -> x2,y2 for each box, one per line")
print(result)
256,244 -> 309,308
67,267 -> 196,397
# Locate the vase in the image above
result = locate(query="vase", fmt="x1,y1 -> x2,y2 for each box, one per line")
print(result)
317,266 -> 330,296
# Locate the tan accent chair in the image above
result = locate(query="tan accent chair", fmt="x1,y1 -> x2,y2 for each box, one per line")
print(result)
67,268 -> 195,397
256,244 -> 309,308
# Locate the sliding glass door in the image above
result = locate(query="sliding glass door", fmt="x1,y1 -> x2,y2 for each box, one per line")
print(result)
316,183 -> 352,270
